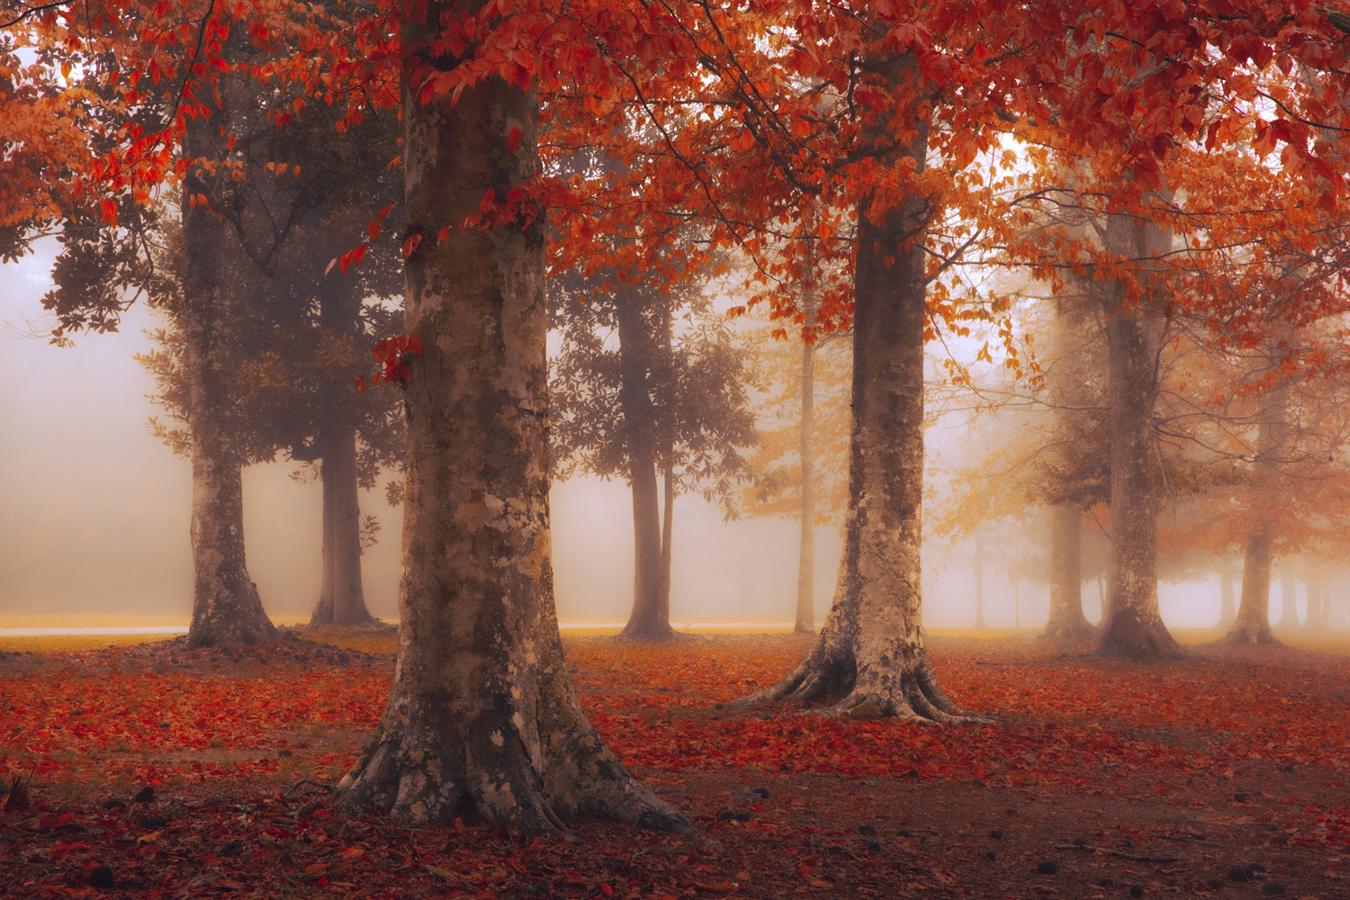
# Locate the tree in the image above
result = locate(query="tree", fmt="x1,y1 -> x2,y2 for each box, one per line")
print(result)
741,51 -> 970,719
551,257 -> 756,641
135,207 -> 406,629
741,240 -> 852,634
178,112 -> 280,646
334,0 -> 685,831
1224,353 -> 1291,645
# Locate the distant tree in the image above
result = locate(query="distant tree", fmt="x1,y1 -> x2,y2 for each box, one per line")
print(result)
741,310 -> 850,634
41,57 -> 404,639
135,202 -> 405,627
551,259 -> 757,640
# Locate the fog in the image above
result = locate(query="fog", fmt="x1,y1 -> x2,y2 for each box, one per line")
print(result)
0,240 -> 1303,632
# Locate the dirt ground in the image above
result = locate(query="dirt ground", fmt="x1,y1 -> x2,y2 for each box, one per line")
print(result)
0,630 -> 1345,897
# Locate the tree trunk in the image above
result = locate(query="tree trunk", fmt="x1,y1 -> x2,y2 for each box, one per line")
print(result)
311,274 -> 376,627
1304,569 -> 1329,631
1278,570 -> 1299,629
1224,380 -> 1286,645
337,8 -> 684,833
616,289 -> 673,640
795,290 -> 817,634
182,118 -> 277,649
1095,210 -> 1182,658
659,459 -> 674,625
1044,504 -> 1093,639
1218,564 -> 1237,629
972,532 -> 987,630
742,55 -> 967,721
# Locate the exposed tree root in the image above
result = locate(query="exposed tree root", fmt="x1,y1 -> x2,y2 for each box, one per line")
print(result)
1041,618 -> 1096,643
1095,611 -> 1185,660
616,622 -> 678,642
738,642 -> 987,724
1219,623 -> 1281,647
338,709 -> 688,835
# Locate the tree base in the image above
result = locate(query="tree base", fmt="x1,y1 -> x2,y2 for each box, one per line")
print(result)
187,585 -> 278,648
1042,617 -> 1095,642
739,636 -> 982,723
618,621 -> 677,641
337,711 -> 688,834
1220,623 -> 1280,647
309,598 -> 378,628
1095,610 -> 1184,659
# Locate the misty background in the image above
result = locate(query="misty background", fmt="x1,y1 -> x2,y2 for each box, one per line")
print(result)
2,239 -> 1234,629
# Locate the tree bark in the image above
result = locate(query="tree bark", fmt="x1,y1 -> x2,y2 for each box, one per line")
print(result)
182,118 -> 278,648
741,55 -> 967,721
1218,564 -> 1237,629
616,289 -> 673,640
659,460 -> 674,623
1095,210 -> 1182,658
795,282 -> 817,634
311,273 -> 376,627
337,6 -> 684,832
1225,380 -> 1287,645
1044,504 -> 1093,639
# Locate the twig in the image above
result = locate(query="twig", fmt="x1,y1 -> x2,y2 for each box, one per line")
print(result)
1056,843 -> 1180,863
284,778 -> 333,798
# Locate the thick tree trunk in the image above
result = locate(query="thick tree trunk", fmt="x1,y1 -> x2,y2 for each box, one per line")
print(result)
338,9 -> 684,832
1278,570 -> 1299,629
1218,564 -> 1237,629
616,290 -> 673,640
1095,211 -> 1182,658
1224,381 -> 1286,645
795,304 -> 817,634
742,55 -> 966,721
1227,530 -> 1277,645
182,119 -> 277,649
311,275 -> 376,627
310,419 -> 374,626
1044,504 -> 1093,639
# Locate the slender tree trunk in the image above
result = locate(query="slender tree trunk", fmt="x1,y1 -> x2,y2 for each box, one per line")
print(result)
338,8 -> 684,832
656,297 -> 675,628
182,119 -> 277,648
1304,569 -> 1329,631
1095,210 -> 1182,658
795,290 -> 817,634
1013,578 -> 1021,630
1218,564 -> 1237,628
1225,381 -> 1287,645
972,532 -> 987,630
1278,570 -> 1299,629
1045,504 -> 1093,639
311,274 -> 375,627
616,290 -> 673,640
659,460 -> 674,626
743,55 -> 966,721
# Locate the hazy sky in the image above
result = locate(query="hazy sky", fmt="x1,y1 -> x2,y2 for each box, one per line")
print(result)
1,239 -> 1234,628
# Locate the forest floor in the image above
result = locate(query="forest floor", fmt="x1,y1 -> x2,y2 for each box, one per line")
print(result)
0,630 -> 1345,898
